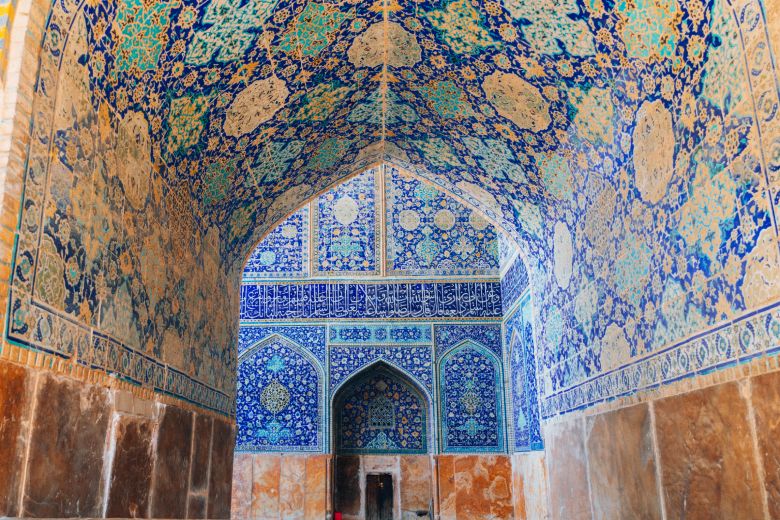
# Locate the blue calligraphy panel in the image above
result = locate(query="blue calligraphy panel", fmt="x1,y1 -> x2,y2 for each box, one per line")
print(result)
240,281 -> 503,320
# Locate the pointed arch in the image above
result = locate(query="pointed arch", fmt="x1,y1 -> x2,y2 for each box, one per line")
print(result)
437,340 -> 505,453
236,334 -> 325,453
505,290 -> 543,452
331,360 -> 433,454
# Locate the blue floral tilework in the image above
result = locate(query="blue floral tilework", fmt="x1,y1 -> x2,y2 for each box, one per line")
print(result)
236,336 -> 323,452
504,294 -> 543,452
313,168 -> 379,275
434,323 -> 503,357
439,343 -> 504,453
334,368 -> 427,454
238,325 -> 327,365
385,166 -> 500,277
243,206 -> 309,279
328,323 -> 433,345
329,345 -> 434,395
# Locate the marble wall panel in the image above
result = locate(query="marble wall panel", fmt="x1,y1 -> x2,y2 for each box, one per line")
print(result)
190,415 -> 214,493
544,418 -> 591,520
231,453 -> 254,520
751,370 -> 780,519
251,454 -> 281,519
22,373 -> 110,517
237,454 -> 331,519
654,382 -> 764,519
304,455 -> 329,519
511,451 -> 549,520
106,416 -> 155,518
151,405 -> 194,518
400,455 -> 432,516
585,403 -> 661,520
0,361 -> 33,517
208,418 -> 236,519
453,455 -> 513,520
279,456 -> 306,519
436,455 -> 457,520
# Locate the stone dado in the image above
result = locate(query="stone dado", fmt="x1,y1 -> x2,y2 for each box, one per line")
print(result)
0,359 -> 234,518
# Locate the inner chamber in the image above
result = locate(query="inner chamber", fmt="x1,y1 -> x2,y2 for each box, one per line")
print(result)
233,164 -> 530,519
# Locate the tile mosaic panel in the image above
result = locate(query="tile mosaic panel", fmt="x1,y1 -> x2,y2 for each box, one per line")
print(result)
236,336 -> 323,452
505,294 -> 543,451
12,0 -> 780,426
542,302 -> 780,418
243,207 -> 309,279
385,167 -> 500,277
329,345 -> 433,395
439,343 -> 504,452
334,368 -> 428,454
433,323 -> 503,357
238,325 -> 327,365
328,324 -> 432,345
240,281 -> 503,320
313,168 -> 379,276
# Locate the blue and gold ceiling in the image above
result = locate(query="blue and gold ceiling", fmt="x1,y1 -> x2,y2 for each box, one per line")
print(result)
13,0 -> 780,422
75,0 -> 715,262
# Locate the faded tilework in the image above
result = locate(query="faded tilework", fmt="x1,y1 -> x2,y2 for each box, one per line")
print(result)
14,0 -> 780,424
236,336 -> 323,452
239,324 -> 327,365
434,323 -> 503,357
8,7 -> 236,415
386,167 -> 500,276
243,206 -> 309,279
439,343 -> 504,452
313,168 -> 379,276
505,292 -> 542,451
501,255 -> 529,314
334,367 -> 428,454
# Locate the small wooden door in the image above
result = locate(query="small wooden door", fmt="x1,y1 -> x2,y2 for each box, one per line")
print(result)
365,473 -> 393,520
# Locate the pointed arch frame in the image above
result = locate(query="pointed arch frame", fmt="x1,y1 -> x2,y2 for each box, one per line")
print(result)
436,339 -> 506,453
330,359 -> 434,455
237,333 -> 326,453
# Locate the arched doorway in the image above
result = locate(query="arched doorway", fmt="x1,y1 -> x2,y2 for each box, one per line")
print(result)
331,362 -> 433,520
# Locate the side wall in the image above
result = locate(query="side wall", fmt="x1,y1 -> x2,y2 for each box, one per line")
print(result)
0,358 -> 235,518
544,362 -> 780,519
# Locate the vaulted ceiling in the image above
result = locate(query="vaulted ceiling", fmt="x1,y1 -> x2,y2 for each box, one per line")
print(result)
79,0 -> 716,263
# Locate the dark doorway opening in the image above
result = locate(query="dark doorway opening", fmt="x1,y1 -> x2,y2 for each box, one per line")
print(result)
366,473 -> 393,520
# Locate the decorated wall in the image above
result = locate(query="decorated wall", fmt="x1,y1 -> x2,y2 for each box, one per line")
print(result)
237,171 -> 520,454
5,5 -> 237,417
3,0 -> 780,485
333,365 -> 428,454
243,165 -> 503,281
